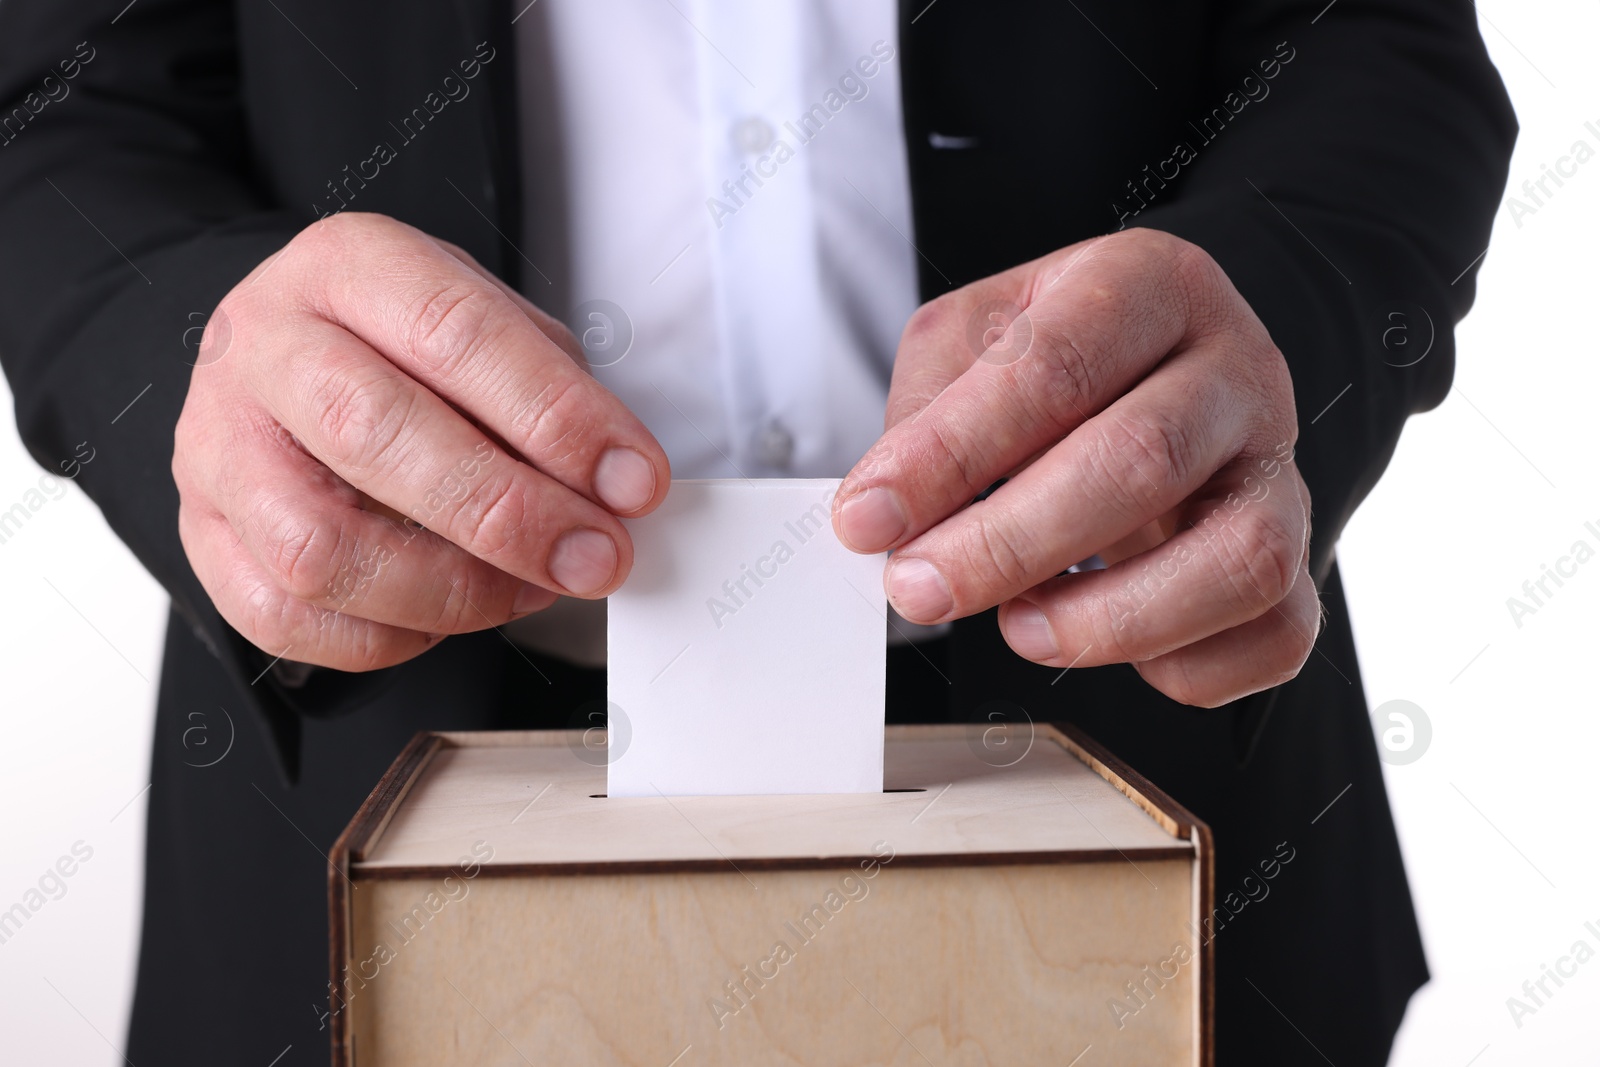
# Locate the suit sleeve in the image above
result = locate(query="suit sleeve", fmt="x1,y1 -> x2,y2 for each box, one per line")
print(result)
1127,0 -> 1515,587
0,0 -> 396,780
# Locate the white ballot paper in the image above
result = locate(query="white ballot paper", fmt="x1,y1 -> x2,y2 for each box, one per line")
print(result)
607,479 -> 887,797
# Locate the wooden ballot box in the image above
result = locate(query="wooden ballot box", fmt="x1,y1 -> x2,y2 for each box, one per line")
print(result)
328,724 -> 1213,1066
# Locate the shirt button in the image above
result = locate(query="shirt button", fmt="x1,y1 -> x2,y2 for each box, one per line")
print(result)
755,418 -> 795,469
731,116 -> 776,155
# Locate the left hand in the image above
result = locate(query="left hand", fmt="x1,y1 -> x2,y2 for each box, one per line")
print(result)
832,228 -> 1318,708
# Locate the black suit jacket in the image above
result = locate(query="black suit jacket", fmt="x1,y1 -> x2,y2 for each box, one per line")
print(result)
0,1 -> 1513,1064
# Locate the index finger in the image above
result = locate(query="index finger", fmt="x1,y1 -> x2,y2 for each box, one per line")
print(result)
833,229 -> 1213,554
293,213 -> 668,518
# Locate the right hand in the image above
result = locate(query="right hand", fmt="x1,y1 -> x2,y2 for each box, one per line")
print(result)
173,213 -> 669,672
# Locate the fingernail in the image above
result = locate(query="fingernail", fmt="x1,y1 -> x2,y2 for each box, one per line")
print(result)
513,582 -> 553,616
548,528 -> 618,596
594,447 -> 656,514
1003,601 -> 1059,661
886,556 -> 952,622
838,487 -> 907,552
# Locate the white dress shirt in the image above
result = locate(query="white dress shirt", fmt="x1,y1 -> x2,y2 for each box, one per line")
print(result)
507,0 -> 925,665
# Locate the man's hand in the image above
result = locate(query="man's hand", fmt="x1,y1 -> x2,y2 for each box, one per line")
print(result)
173,213 -> 669,672
832,229 -> 1317,707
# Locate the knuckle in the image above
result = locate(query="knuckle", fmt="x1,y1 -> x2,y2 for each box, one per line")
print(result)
928,415 -> 972,489
430,236 -> 476,265
288,212 -> 353,262
260,510 -> 345,604
1258,625 -> 1315,696
1091,583 -> 1147,663
1151,233 -> 1231,338
1261,356 -> 1295,417
1077,279 -> 1132,326
175,502 -> 209,574
1032,322 -> 1099,413
419,586 -> 472,635
314,370 -> 416,474
510,375 -> 589,468
285,218 -> 332,261
903,294 -> 959,345
175,393 -> 260,499
1256,335 -> 1290,378
210,288 -> 271,362
538,314 -> 583,358
1270,368 -> 1300,442
961,516 -> 1036,594
1167,234 -> 1219,291
1280,625 -> 1317,682
403,283 -> 501,372
452,474 -> 532,562
314,610 -> 392,673
294,210 -> 384,255
236,575 -> 299,654
1150,657 -> 1214,708
206,291 -> 246,346
420,569 -> 497,634
341,635 -> 407,673
1244,337 -> 1296,426
171,414 -> 198,496
1222,504 -> 1302,608
1128,227 -> 1216,293
1089,409 -> 1194,511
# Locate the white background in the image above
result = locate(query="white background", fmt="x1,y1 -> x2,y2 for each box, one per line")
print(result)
0,3 -> 1595,1062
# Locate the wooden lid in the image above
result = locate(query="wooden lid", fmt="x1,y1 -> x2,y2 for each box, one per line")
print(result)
348,724 -> 1194,875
